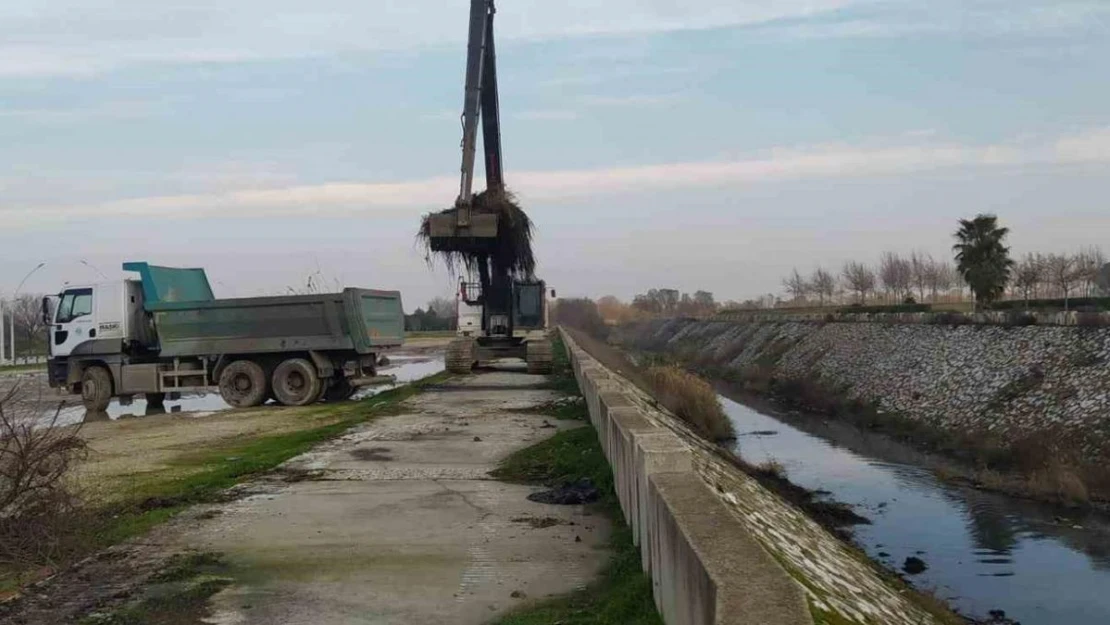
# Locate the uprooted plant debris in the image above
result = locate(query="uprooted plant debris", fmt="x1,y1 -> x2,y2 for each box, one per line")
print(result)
527,479 -> 601,505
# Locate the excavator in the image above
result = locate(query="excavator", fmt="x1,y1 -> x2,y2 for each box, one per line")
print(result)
421,0 -> 555,375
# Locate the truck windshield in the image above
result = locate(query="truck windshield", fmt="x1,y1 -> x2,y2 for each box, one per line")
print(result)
56,288 -> 93,323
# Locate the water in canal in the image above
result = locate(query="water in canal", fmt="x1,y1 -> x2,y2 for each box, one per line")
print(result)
721,394 -> 1110,625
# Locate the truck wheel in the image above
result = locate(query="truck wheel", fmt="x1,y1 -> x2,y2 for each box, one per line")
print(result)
446,338 -> 476,374
322,378 -> 357,403
81,366 -> 114,412
272,358 -> 322,407
218,360 -> 268,408
526,339 -> 554,375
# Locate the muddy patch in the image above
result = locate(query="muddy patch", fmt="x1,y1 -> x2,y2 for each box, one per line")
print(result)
527,479 -> 601,505
510,516 -> 565,529
350,447 -> 394,462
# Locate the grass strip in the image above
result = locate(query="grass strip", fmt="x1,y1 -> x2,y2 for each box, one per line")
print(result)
490,335 -> 662,625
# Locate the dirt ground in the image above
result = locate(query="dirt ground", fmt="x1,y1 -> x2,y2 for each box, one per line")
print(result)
1,368 -> 610,625
1,345 -> 447,503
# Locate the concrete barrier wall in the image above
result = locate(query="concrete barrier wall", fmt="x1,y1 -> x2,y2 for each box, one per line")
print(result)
561,329 -> 811,625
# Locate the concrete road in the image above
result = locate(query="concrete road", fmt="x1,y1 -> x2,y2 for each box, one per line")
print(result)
172,370 -> 610,625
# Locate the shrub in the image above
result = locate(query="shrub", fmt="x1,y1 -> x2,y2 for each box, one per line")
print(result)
553,298 -> 610,340
839,303 -> 932,314
644,366 -> 735,442
0,386 -> 88,569
1076,312 -> 1110,327
986,297 -> 1110,312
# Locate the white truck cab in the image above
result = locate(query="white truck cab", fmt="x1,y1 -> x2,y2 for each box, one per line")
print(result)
47,280 -> 148,358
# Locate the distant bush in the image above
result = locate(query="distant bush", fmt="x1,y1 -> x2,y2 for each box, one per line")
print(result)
928,312 -> 971,326
986,297 -> 1110,312
840,303 -> 932,314
645,366 -> 735,442
553,298 -> 610,340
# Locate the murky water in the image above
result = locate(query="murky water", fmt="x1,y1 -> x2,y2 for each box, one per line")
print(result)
722,395 -> 1110,625
31,356 -> 446,427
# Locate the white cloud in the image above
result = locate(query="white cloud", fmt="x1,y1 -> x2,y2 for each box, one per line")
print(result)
7,127 -> 1109,227
0,0 -> 859,77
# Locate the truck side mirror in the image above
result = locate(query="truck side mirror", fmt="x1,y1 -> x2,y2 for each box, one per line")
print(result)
41,296 -> 54,325
550,289 -> 557,299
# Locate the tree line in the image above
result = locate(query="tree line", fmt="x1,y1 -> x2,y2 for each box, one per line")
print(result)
774,215 -> 1107,309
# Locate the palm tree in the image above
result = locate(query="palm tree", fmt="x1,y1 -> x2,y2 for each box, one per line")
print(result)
952,214 -> 1014,309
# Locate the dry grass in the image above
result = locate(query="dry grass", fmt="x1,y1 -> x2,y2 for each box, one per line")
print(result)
755,459 -> 787,480
644,365 -> 735,442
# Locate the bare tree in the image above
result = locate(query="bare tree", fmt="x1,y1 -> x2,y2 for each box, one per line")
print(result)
1012,253 -> 1044,304
426,297 -> 456,319
841,261 -> 876,304
810,268 -> 836,307
936,262 -> 958,301
878,252 -> 913,302
909,251 -> 933,302
1045,253 -> 1081,310
1075,246 -> 1106,297
11,294 -> 47,359
782,268 -> 809,303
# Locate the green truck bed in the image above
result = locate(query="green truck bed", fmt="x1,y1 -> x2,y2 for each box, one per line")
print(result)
125,262 -> 404,358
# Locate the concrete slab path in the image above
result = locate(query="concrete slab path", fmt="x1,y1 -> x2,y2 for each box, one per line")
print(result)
171,371 -> 611,625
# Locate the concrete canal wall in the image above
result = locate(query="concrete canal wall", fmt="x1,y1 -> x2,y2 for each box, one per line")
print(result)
561,330 -> 940,625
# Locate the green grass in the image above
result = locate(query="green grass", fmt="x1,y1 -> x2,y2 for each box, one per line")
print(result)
490,337 -> 662,625
491,427 -> 661,625
80,552 -> 233,625
1,372 -> 451,594
0,362 -> 43,374
95,372 -> 451,545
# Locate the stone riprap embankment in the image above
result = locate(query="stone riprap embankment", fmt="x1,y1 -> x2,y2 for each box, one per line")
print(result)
621,318 -> 1110,461
562,330 -> 939,625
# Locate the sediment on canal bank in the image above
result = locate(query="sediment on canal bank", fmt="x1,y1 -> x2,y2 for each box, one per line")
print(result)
617,318 -> 1110,506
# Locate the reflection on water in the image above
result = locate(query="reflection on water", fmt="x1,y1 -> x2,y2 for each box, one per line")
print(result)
42,356 -> 445,427
723,395 -> 1110,625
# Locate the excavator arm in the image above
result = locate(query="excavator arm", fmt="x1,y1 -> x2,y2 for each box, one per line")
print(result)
457,0 -> 504,209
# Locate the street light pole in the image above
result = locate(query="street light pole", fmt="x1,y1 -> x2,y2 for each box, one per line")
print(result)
0,298 -> 6,364
11,262 -> 46,364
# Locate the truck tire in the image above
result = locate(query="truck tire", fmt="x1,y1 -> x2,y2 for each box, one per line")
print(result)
321,378 -> 357,403
526,339 -> 554,375
81,366 -> 113,412
445,338 -> 476,374
218,360 -> 268,408
272,358 -> 322,407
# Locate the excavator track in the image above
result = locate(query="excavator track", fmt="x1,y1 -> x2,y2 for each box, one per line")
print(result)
445,338 -> 477,374
525,338 -> 554,375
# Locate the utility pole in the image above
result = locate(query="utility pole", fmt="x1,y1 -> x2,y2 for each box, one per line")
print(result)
0,298 -> 6,364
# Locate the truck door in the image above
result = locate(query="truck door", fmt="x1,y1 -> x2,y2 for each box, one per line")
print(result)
51,288 -> 94,357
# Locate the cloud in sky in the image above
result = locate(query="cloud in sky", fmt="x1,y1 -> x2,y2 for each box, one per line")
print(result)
0,0 -> 855,76
1,0 -> 1105,77
7,126 -> 1107,227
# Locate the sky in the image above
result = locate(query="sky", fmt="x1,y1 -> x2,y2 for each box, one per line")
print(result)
1,0 -> 1108,308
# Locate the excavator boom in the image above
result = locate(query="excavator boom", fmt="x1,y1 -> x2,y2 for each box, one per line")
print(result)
457,0 -> 504,206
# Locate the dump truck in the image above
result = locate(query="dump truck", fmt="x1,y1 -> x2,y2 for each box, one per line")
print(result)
45,262 -> 404,411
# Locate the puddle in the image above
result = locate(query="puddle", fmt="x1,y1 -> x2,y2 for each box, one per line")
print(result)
35,355 -> 445,428
721,394 -> 1110,625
